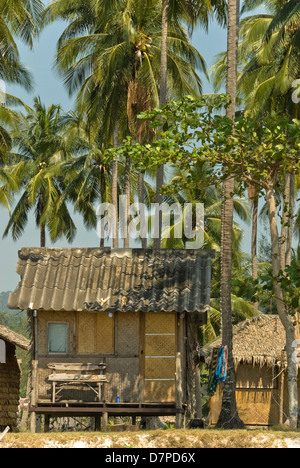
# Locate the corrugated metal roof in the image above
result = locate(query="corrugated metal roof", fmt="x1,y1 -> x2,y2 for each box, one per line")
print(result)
8,248 -> 215,314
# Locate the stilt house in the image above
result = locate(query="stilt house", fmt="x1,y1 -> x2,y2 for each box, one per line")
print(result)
8,247 -> 215,432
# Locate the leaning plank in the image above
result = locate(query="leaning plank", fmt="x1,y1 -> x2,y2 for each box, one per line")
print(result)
0,426 -> 10,442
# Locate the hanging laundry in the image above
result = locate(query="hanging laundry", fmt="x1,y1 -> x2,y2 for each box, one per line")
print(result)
207,346 -> 228,397
215,345 -> 228,383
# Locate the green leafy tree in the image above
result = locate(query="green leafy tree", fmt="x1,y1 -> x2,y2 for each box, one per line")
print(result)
122,94 -> 299,427
3,97 -> 78,246
154,0 -> 227,248
45,0 -> 207,248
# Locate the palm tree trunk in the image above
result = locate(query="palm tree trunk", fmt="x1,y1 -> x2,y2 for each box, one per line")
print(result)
250,190 -> 259,314
159,0 -> 168,109
138,171 -> 148,249
112,122 -> 119,248
38,193 -> 46,247
266,181 -> 298,429
286,172 -> 295,267
40,224 -> 46,248
100,172 -> 105,248
216,0 -> 244,429
154,0 -> 168,249
280,173 -> 291,270
123,156 -> 131,248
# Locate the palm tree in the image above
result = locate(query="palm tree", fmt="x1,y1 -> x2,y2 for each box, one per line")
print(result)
60,115 -> 147,248
212,0 -> 300,118
216,0 -> 245,429
3,98 -> 77,246
0,0 -> 43,91
45,0 -> 207,248
154,0 -> 228,248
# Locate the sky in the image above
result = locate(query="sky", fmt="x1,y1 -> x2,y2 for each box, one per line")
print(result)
0,13 -> 250,293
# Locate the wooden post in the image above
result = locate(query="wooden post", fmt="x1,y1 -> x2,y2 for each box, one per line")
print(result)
280,371 -> 285,425
176,352 -> 184,428
139,312 -> 145,402
30,360 -> 40,433
44,415 -> 50,433
102,411 -> 108,432
95,415 -> 101,432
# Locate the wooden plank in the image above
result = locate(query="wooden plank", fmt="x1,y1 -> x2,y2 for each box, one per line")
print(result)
102,412 -> 108,432
30,406 -> 183,416
30,360 -> 39,433
176,352 -> 184,428
0,426 -> 10,442
48,374 -> 108,382
47,363 -> 106,371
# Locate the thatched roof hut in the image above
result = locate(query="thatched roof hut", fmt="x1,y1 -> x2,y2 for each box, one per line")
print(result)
0,325 -> 30,353
0,325 -> 30,432
204,315 -> 287,369
204,315 -> 296,427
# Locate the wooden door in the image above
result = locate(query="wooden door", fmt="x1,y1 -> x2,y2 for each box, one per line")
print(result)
144,313 -> 177,402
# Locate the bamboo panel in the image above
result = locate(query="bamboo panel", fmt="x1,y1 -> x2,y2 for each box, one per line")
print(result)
145,358 -> 176,380
145,313 -> 176,334
105,357 -> 140,402
144,380 -> 176,402
117,312 -> 139,355
77,313 -> 95,353
236,390 -> 280,426
145,335 -> 176,357
96,313 -> 114,354
77,312 -> 114,354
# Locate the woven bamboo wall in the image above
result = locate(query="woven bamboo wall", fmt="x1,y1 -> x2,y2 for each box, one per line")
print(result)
36,310 -> 141,402
144,313 -> 177,403
37,311 -> 75,355
209,364 -> 283,426
117,312 -> 139,356
36,310 -> 180,404
77,312 -> 114,354
0,342 -> 20,431
105,357 -> 140,402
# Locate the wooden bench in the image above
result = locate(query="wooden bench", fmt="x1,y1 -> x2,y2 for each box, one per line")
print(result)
47,363 -> 108,403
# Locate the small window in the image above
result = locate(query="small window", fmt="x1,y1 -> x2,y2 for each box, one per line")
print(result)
0,339 -> 6,363
48,323 -> 68,354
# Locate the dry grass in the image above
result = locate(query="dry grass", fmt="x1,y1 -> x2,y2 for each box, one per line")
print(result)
2,428 -> 300,448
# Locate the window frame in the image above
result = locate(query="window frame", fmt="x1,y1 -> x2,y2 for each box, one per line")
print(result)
47,322 -> 69,356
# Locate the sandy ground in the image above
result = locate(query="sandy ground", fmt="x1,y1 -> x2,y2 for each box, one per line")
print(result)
2,430 -> 300,448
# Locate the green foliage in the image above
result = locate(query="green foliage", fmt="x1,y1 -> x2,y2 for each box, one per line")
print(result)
259,248 -> 300,314
107,94 -> 300,189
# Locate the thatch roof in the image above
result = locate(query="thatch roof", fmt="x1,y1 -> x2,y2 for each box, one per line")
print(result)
0,325 -> 30,351
8,248 -> 215,315
203,315 -> 287,368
